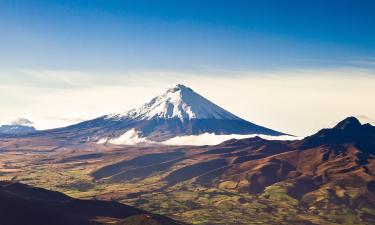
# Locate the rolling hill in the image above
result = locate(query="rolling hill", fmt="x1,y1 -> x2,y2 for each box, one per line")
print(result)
0,181 -> 185,225
0,116 -> 374,224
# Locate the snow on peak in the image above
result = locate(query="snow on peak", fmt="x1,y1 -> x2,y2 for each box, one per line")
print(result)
107,84 -> 242,121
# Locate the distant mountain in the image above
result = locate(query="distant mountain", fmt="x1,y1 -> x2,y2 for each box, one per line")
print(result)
44,84 -> 284,144
0,117 -> 36,135
0,181 -> 185,225
0,124 -> 36,135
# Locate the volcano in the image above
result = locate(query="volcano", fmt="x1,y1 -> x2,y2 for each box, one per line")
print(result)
41,84 -> 285,144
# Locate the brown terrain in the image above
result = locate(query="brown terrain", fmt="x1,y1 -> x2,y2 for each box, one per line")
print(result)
0,181 -> 185,225
0,117 -> 374,224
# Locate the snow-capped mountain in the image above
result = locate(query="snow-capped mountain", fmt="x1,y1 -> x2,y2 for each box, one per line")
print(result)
45,84 -> 286,144
0,118 -> 36,135
107,84 -> 241,121
0,125 -> 36,135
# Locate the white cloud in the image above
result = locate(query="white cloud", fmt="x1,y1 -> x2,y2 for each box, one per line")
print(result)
356,115 -> 375,125
98,130 -> 299,146
17,69 -> 93,88
162,133 -> 300,146
1,117 -> 34,126
101,129 -> 154,145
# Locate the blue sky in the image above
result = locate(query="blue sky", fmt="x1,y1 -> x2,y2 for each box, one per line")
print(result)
0,0 -> 375,135
1,0 -> 374,71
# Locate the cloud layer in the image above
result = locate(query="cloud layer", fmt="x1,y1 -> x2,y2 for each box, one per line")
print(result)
162,133 -> 300,146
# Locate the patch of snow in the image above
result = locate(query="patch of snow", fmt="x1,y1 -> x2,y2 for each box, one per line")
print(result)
106,84 -> 241,121
162,133 -> 301,146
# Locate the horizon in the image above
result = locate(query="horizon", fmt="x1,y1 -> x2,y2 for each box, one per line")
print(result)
0,0 -> 374,136
1,82 -> 374,138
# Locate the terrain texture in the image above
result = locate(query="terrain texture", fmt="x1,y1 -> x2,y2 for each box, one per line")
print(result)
0,181 -> 185,225
0,117 -> 374,224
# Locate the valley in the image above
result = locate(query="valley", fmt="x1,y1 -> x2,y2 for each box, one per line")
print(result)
1,117 -> 374,224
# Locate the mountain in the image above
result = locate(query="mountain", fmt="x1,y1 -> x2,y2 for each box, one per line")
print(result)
43,84 -> 284,143
0,117 -> 36,135
0,124 -> 36,135
0,116 -> 374,224
85,116 -> 374,224
0,181 -> 185,225
295,116 -> 375,153
110,84 -> 242,121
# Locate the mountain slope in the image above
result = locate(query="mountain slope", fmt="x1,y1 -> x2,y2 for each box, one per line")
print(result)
0,181 -> 185,225
0,116 -> 374,224
40,84 -> 285,143
108,84 -> 241,121
295,116 -> 375,153
193,117 -> 375,202
0,124 -> 36,135
86,117 -> 374,224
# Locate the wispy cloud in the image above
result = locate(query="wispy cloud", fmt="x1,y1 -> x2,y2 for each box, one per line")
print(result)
43,116 -> 86,123
351,58 -> 375,68
1,117 -> 34,126
17,69 -> 93,88
356,115 -> 375,125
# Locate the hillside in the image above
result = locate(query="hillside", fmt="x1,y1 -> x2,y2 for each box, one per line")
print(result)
0,181 -> 185,225
0,117 -> 374,224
